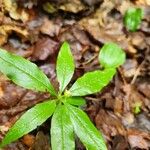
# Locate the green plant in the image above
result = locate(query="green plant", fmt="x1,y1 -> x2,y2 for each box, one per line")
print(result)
133,102 -> 142,114
0,42 -> 125,150
123,8 -> 143,32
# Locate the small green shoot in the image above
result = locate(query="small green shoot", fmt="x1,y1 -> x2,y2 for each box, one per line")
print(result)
123,8 -> 143,32
133,102 -> 142,114
0,42 -> 125,150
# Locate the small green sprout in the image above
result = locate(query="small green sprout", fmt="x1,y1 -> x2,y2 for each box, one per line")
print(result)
0,42 -> 125,150
133,102 -> 142,114
123,8 -> 143,32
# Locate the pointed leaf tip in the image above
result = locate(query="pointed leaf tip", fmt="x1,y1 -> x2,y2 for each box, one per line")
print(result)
56,41 -> 75,93
69,69 -> 116,96
0,49 -> 56,95
0,100 -> 56,148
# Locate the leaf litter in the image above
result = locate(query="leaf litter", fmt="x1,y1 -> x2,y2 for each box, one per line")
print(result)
0,0 -> 150,149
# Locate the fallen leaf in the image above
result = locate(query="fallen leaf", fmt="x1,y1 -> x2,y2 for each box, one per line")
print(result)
2,0 -> 29,22
127,128 -> 150,149
30,37 -> 58,61
95,109 -> 126,140
59,0 -> 86,13
40,17 -> 62,37
0,24 -> 28,46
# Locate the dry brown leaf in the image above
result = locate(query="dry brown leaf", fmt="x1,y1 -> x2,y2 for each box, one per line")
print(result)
137,82 -> 150,99
95,109 -> 126,140
0,24 -> 28,46
135,0 -> 150,5
30,37 -> 58,61
2,0 -> 29,22
122,59 -> 138,78
40,17 -> 62,37
127,128 -> 150,149
59,0 -> 86,13
0,82 -> 26,108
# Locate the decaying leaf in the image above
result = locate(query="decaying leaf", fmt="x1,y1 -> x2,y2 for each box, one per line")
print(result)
95,109 -> 126,140
127,129 -> 150,149
40,17 -> 62,37
0,24 -> 28,46
2,0 -> 29,22
59,0 -> 86,13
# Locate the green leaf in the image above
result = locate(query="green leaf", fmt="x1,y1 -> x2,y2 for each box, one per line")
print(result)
65,104 -> 107,150
99,43 -> 126,68
56,42 -> 75,93
69,69 -> 116,96
66,97 -> 86,107
0,100 -> 56,148
123,8 -> 143,32
51,104 -> 75,150
0,49 -> 56,95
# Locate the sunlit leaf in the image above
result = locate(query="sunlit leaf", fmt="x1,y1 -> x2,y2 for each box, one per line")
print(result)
56,42 -> 75,93
99,43 -> 125,68
0,100 -> 56,148
51,104 -> 75,150
66,104 -> 107,150
69,69 -> 116,96
0,49 -> 56,95
124,8 -> 143,32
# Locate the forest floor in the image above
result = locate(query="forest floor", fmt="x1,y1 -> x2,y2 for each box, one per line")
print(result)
0,0 -> 150,149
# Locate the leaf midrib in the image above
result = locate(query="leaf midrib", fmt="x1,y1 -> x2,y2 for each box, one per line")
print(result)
68,106 -> 103,149
0,55 -> 52,93
60,109 -> 65,150
2,103 -> 54,146
70,83 -> 105,94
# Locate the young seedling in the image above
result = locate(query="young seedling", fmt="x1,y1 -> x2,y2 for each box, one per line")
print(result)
0,42 -> 125,150
123,8 -> 143,32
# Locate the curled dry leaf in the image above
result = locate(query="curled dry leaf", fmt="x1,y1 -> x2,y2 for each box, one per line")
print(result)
2,0 -> 29,22
0,25 -> 28,46
59,0 -> 86,13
